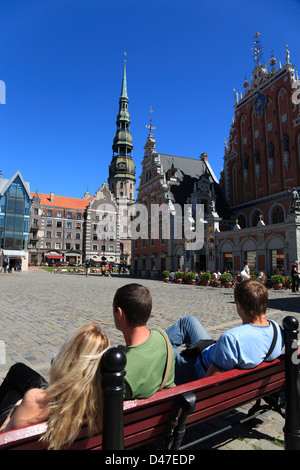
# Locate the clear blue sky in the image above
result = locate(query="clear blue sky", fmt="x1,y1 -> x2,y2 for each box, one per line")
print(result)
0,0 -> 299,198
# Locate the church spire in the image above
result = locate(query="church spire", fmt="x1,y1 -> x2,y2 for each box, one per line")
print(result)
108,55 -> 136,204
120,53 -> 128,99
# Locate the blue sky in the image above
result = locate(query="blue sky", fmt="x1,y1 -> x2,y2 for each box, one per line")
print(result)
0,0 -> 300,198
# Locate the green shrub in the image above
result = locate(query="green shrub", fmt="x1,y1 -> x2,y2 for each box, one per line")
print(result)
220,272 -> 232,283
200,272 -> 211,281
185,272 -> 196,280
175,271 -> 184,279
162,270 -> 170,278
270,274 -> 285,285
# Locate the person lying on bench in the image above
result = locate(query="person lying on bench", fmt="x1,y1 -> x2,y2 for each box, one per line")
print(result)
0,323 -> 110,450
166,279 -> 284,385
113,283 -> 175,399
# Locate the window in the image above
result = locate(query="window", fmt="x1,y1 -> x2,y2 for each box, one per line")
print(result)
66,232 -> 71,239
57,211 -> 62,217
101,245 -> 105,251
109,245 -> 114,252
271,249 -> 284,274
56,221 -> 62,228
93,234 -> 98,240
67,212 -> 72,218
92,244 -> 98,251
224,253 -> 233,271
66,222 -> 72,229
271,206 -> 284,224
46,242 -> 51,249
56,232 -> 62,238
75,244 -> 80,250
34,208 -> 38,215
76,223 -> 81,229
75,233 -> 80,239
66,243 -> 71,250
46,220 -> 52,226
47,210 -> 52,216
251,210 -> 262,227
237,214 -> 247,228
76,212 -> 81,219
46,231 -> 52,238
55,243 -> 62,249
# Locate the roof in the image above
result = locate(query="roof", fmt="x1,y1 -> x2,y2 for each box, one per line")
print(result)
31,192 -> 94,210
159,154 -> 232,220
0,170 -> 31,199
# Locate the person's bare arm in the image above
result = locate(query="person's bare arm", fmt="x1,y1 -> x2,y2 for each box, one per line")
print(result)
205,363 -> 224,378
2,388 -> 48,431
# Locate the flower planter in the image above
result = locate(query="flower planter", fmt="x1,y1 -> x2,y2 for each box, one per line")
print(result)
175,278 -> 183,284
223,282 -> 232,288
163,277 -> 169,283
187,279 -> 196,285
273,283 -> 282,290
202,280 -> 210,286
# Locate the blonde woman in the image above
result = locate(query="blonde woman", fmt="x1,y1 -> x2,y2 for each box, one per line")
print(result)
0,323 -> 110,450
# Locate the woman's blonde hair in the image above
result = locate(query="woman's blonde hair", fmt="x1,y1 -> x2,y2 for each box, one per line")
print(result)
41,323 -> 110,450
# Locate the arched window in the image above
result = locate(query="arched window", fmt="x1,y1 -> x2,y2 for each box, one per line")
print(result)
271,205 -> 284,224
237,214 -> 247,228
252,210 -> 262,227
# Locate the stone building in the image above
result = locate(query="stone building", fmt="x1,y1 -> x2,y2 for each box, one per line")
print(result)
29,190 -> 92,265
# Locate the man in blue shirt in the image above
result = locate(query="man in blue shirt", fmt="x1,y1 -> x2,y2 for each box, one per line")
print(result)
166,279 -> 284,385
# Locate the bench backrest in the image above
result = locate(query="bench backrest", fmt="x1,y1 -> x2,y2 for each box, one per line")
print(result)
0,355 -> 285,450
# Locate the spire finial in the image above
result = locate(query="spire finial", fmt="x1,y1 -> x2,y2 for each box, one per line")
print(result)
146,106 -> 156,134
120,54 -> 128,98
252,32 -> 263,66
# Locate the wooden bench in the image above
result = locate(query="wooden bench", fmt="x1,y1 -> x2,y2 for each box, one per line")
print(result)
0,315 -> 299,451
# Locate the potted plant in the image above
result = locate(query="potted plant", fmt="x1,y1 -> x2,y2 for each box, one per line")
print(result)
185,272 -> 196,285
200,272 -> 211,286
284,275 -> 292,289
270,274 -> 285,290
220,272 -> 233,287
162,270 -> 170,282
175,271 -> 184,283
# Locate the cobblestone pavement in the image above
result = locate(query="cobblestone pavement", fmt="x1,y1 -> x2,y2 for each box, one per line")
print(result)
0,268 -> 299,450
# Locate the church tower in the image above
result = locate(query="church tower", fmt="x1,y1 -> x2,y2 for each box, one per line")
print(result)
108,57 -> 136,205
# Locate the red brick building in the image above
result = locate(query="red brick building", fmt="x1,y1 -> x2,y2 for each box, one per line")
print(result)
133,40 -> 300,278
218,42 -> 300,275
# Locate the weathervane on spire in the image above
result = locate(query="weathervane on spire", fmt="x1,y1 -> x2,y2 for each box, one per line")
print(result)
146,106 -> 156,134
252,32 -> 263,66
124,51 -> 127,62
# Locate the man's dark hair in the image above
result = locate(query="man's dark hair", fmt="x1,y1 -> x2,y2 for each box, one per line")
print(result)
234,279 -> 268,320
113,283 -> 152,326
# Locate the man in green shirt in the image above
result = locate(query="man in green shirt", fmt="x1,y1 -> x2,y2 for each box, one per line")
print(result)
113,283 -> 175,399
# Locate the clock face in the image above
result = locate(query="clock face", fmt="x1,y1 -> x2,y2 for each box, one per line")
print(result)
254,93 -> 266,117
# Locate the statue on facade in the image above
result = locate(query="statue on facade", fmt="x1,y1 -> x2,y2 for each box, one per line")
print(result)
289,187 -> 300,214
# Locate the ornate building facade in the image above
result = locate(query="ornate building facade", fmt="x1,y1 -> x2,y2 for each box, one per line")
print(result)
133,38 -> 300,277
216,40 -> 300,275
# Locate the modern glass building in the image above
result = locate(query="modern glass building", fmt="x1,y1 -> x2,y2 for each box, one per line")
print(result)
0,171 -> 31,271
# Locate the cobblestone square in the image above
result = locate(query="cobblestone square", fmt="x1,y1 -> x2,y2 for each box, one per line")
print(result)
0,268 -> 299,450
